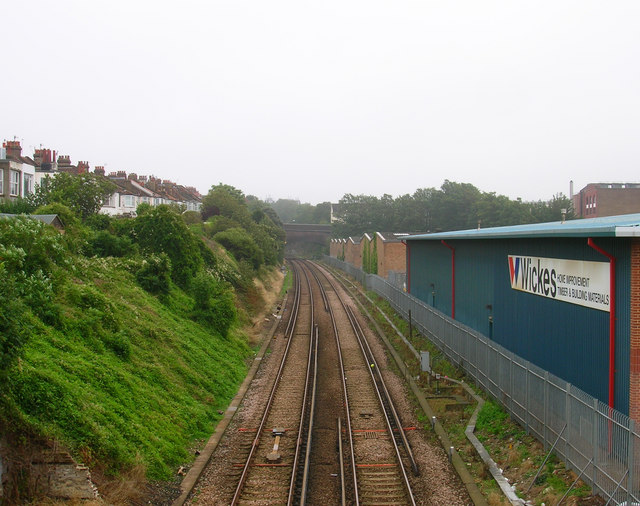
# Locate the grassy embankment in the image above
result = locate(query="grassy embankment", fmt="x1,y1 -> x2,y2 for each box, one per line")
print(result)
4,254 -> 252,480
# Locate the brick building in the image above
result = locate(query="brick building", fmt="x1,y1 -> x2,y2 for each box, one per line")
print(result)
0,141 -> 36,200
375,232 -> 408,279
344,236 -> 363,268
572,182 -> 640,218
330,232 -> 408,283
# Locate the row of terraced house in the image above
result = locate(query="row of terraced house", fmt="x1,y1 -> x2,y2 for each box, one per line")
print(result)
1,140 -> 202,215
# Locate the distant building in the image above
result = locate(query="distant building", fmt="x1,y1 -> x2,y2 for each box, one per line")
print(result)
0,141 -> 36,201
2,138 -> 202,216
330,203 -> 343,223
375,232 -> 409,280
0,213 -> 64,230
100,170 -> 202,217
572,182 -> 640,218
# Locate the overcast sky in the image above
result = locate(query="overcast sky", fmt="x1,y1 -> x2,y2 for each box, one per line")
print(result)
3,1 -> 640,204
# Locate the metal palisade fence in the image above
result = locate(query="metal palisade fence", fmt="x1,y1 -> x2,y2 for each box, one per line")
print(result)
324,256 -> 640,505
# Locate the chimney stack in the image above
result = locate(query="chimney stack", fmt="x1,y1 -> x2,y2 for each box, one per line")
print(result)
57,155 -> 74,173
77,161 -> 90,174
3,140 -> 22,159
94,166 -> 106,176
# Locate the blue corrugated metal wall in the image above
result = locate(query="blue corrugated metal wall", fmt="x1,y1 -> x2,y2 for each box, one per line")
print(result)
408,237 -> 631,414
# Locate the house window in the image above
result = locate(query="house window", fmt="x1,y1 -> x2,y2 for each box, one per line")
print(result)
10,170 -> 20,196
0,168 -> 3,194
23,173 -> 34,195
123,195 -> 135,207
103,194 -> 115,207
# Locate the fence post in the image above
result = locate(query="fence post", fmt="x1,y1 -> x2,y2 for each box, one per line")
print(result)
593,398 -> 599,492
525,362 -> 530,433
544,371 -> 550,449
565,384 -> 571,461
509,354 -> 514,420
627,419 -> 635,504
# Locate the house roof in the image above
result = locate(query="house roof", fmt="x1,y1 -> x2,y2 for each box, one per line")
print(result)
405,213 -> 640,241
0,213 -> 64,229
376,232 -> 411,242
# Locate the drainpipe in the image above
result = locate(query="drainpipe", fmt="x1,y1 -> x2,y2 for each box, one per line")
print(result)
587,238 -> 616,411
441,240 -> 455,319
401,240 -> 411,293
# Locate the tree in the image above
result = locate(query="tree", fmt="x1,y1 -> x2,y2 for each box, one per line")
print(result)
201,184 -> 249,224
132,205 -> 202,286
430,180 -> 482,232
475,193 -> 532,228
28,172 -> 116,220
527,193 -> 575,223
213,227 -> 263,269
202,185 -> 286,268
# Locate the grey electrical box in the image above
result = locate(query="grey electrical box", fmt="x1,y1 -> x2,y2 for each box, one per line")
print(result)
420,351 -> 431,372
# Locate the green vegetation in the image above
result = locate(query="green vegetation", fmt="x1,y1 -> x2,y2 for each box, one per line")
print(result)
28,172 -> 117,219
332,180 -> 575,236
0,177 -> 286,500
268,198 -> 331,224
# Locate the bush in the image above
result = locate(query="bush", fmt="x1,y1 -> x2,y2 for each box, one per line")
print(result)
133,206 -> 202,286
182,211 -> 202,225
0,197 -> 37,214
213,227 -> 263,269
136,254 -> 171,294
84,213 -> 113,231
34,202 -> 88,254
0,265 -> 30,373
88,230 -> 135,258
136,202 -> 152,216
191,271 -> 236,336
18,269 -> 60,326
0,216 -> 68,276
205,216 -> 241,237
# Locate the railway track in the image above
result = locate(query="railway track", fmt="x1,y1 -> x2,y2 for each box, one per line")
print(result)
189,259 -> 422,505
305,260 -> 417,505
229,260 -> 317,505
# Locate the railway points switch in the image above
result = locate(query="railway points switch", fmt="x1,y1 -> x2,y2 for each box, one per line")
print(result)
266,428 -> 286,462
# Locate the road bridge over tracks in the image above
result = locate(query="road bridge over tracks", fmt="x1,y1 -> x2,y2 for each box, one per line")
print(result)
283,223 -> 331,257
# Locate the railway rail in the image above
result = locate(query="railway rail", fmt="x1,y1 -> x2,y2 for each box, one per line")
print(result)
306,260 -> 417,505
187,258 -> 460,505
230,260 -> 317,505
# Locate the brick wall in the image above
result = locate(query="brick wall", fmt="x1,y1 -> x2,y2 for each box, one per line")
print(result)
596,188 -> 640,217
345,239 -> 362,268
376,237 -> 406,279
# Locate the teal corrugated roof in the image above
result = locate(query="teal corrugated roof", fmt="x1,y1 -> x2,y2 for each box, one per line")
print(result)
405,213 -> 640,241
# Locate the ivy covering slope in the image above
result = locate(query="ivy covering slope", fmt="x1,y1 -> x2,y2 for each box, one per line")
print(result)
0,179 -> 286,494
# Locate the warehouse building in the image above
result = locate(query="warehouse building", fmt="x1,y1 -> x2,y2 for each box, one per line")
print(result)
404,214 -> 640,420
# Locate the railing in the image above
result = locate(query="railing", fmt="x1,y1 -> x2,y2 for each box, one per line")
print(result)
324,256 -> 640,505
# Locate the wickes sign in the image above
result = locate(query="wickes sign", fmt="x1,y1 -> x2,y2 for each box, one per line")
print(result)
508,255 -> 610,312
